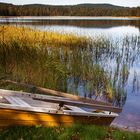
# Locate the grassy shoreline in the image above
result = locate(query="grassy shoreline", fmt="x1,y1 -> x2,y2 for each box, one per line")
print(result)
0,125 -> 139,140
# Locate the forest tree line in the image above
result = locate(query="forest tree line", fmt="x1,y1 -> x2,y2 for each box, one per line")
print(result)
0,3 -> 140,16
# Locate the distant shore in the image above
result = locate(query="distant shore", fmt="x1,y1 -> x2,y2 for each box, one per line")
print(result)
0,16 -> 140,20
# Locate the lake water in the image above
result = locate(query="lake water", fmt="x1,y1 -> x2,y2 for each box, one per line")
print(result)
0,17 -> 140,131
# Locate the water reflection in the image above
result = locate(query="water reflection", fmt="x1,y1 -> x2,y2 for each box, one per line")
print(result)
1,18 -> 140,29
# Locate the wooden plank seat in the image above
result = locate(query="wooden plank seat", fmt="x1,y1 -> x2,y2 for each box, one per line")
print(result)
4,96 -> 31,107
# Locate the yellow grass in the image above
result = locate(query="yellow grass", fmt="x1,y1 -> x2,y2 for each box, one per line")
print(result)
0,25 -> 89,48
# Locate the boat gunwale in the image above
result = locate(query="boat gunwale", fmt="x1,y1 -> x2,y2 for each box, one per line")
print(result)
0,102 -> 118,117
0,89 -> 119,117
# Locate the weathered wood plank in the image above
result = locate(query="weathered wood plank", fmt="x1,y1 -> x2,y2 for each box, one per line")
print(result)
4,96 -> 31,107
64,105 -> 87,112
0,89 -> 122,113
0,102 -> 58,114
0,102 -> 118,117
33,96 -> 122,113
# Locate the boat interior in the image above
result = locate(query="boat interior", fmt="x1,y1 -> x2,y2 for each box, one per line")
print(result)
0,89 -> 118,117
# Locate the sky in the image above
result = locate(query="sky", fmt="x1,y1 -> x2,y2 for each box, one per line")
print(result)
0,0 -> 140,7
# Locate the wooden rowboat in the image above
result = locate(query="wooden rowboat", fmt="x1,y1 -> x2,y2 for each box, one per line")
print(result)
0,89 -> 120,127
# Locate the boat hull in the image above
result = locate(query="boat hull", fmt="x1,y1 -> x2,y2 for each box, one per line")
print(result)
0,108 -> 115,127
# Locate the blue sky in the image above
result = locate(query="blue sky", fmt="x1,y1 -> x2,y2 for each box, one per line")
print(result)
0,0 -> 140,7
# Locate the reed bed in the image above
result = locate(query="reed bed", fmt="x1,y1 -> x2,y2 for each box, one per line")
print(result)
0,25 -> 137,105
0,25 -> 89,48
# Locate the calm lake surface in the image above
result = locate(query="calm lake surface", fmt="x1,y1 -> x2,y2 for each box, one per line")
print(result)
0,17 -> 140,131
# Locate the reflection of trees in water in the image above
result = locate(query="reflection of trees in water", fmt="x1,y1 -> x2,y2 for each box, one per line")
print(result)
1,20 -> 140,30
0,34 -> 140,107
